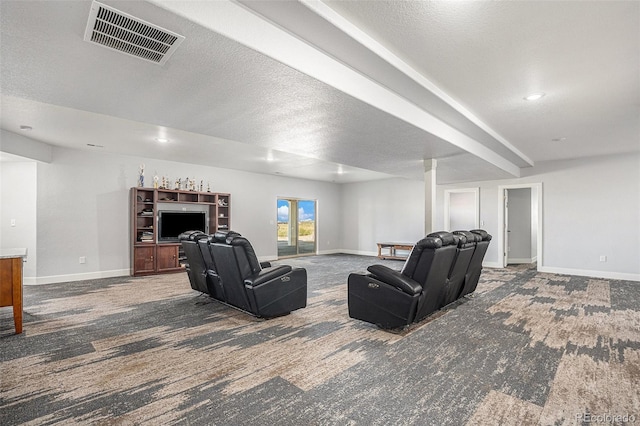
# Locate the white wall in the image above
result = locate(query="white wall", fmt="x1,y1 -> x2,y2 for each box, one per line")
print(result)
341,178 -> 425,255
3,140 -> 638,283
0,161 -> 37,278
437,152 -> 640,281
27,146 -> 342,283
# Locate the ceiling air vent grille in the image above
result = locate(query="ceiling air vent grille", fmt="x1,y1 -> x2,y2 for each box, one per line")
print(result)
84,1 -> 184,65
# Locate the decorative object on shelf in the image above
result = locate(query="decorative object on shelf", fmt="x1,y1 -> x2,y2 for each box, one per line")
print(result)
138,164 -> 145,187
153,173 -> 159,189
207,182 -> 211,192
189,179 -> 196,192
138,230 -> 154,242
199,180 -> 203,192
175,178 -> 181,190
161,176 -> 167,189
218,198 -> 228,207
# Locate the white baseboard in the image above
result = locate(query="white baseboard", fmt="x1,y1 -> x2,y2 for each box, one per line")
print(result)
24,269 -> 130,285
335,249 -> 379,257
537,266 -> 640,282
316,249 -> 344,256
471,261 -> 638,283
507,257 -> 534,264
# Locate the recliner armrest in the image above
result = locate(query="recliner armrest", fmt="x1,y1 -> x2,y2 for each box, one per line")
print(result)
245,265 -> 293,287
260,261 -> 272,268
367,264 -> 422,295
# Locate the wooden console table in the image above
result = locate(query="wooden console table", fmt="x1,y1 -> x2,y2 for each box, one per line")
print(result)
376,242 -> 414,260
0,248 -> 27,334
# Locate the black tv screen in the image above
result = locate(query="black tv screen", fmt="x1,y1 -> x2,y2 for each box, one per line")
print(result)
158,211 -> 206,241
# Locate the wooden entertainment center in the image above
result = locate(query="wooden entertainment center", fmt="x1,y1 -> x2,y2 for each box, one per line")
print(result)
130,187 -> 230,276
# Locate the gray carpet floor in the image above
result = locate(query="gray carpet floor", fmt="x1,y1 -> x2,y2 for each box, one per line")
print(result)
1,254 -> 638,425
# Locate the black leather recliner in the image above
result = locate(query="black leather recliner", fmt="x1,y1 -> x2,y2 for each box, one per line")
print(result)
348,230 -> 492,329
180,230 -> 307,318
428,231 -> 475,308
347,233 -> 458,329
458,229 -> 492,297
179,230 -> 209,294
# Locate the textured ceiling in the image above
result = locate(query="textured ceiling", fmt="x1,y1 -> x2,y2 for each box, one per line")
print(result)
325,0 -> 640,162
0,0 -> 637,184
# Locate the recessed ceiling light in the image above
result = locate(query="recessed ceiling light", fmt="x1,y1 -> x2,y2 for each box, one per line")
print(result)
155,138 -> 169,143
551,137 -> 567,142
19,125 -> 33,131
524,92 -> 545,101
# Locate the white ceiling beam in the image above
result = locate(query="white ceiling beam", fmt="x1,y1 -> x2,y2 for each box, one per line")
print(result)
302,0 -> 534,168
149,0 -> 522,177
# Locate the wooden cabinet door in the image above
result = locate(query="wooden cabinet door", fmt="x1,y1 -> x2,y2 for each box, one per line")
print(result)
134,246 -> 156,275
156,245 -> 180,272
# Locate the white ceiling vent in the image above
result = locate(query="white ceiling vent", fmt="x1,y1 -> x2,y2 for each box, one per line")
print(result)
84,1 -> 184,65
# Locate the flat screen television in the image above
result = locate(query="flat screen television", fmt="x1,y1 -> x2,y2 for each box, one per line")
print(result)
158,211 -> 206,242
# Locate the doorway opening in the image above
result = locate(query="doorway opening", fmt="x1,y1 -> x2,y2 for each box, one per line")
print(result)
498,183 -> 543,269
277,198 -> 317,258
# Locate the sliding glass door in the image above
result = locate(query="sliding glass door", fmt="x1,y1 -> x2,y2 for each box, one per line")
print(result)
277,198 -> 316,258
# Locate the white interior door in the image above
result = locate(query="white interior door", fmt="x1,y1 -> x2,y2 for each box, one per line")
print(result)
444,188 -> 479,231
504,190 -> 509,267
498,183 -> 543,270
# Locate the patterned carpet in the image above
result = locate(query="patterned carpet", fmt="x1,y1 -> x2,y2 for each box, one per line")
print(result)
1,254 -> 638,425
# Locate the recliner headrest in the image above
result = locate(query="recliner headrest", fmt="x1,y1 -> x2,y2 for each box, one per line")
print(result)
426,231 -> 456,246
470,229 -> 492,241
199,234 -> 215,244
213,230 -> 241,244
453,230 -> 477,245
229,235 -> 262,273
414,236 -> 443,250
178,230 -> 207,241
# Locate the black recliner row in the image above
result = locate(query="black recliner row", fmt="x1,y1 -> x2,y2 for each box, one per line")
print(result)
179,230 -> 307,318
347,229 -> 492,329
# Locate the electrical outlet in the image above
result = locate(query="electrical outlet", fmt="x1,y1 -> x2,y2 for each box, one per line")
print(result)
599,255 -> 607,262
480,220 -> 484,226
10,219 -> 16,227
79,256 -> 86,264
